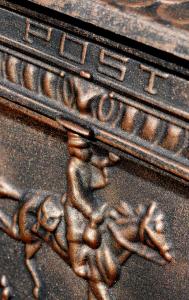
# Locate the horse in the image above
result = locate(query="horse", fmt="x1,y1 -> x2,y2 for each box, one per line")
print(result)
0,178 -> 172,300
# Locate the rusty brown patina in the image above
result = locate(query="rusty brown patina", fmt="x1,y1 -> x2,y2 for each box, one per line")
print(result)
27,0 -> 189,60
0,0 -> 188,299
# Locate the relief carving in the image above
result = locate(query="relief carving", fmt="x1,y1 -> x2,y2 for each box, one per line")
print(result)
1,54 -> 187,161
0,76 -> 173,299
24,18 -> 53,43
0,276 -> 12,300
140,64 -> 169,95
106,1 -> 189,29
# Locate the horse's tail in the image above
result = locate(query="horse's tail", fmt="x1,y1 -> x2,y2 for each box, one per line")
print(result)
0,177 -> 21,201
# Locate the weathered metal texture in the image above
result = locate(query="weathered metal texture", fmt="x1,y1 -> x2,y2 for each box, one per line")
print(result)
0,97 -> 188,300
27,0 -> 189,60
0,0 -> 188,299
0,2 -> 188,181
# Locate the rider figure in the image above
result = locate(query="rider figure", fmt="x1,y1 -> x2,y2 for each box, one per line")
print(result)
65,131 -> 119,279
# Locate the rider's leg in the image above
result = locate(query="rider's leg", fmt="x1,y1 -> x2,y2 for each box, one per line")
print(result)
69,242 -> 91,279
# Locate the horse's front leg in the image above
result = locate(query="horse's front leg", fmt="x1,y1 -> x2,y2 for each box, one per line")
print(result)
25,242 -> 44,300
0,210 -> 19,240
0,275 -> 13,300
0,178 -> 21,200
88,285 -> 97,300
88,281 -> 110,300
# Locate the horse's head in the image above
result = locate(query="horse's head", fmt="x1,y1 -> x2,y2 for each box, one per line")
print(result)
107,201 -> 173,266
138,202 -> 172,263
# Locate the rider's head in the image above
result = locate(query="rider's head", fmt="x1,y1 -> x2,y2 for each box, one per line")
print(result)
36,196 -> 64,232
67,132 -> 92,161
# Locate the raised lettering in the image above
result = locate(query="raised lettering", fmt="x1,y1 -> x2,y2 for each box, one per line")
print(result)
24,18 -> 52,43
59,33 -> 88,64
140,64 -> 168,95
98,49 -> 129,81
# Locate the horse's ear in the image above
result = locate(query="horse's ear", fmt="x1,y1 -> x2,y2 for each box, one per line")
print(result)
146,202 -> 157,217
61,193 -> 67,205
135,204 -> 145,216
116,201 -> 133,217
139,202 -> 157,242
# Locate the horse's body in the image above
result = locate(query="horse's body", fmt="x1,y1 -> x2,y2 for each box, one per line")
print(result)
0,179 -> 172,300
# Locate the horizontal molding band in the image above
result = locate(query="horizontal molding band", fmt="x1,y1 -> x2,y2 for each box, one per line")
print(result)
0,47 -> 189,181
0,7 -> 188,121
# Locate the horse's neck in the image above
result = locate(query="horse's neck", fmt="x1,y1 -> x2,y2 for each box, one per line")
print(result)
109,213 -> 142,264
119,250 -> 132,265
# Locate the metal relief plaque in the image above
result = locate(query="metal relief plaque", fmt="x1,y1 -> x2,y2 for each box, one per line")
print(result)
0,1 -> 188,299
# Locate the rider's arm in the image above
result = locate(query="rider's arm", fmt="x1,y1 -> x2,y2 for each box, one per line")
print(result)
91,152 -> 120,169
67,158 -> 93,219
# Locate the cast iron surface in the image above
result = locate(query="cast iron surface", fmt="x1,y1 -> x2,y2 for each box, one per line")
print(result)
27,0 -> 189,60
0,98 -> 188,300
0,1 -> 189,181
0,0 -> 188,299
